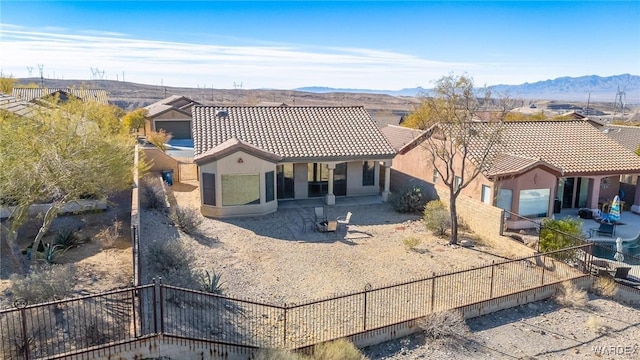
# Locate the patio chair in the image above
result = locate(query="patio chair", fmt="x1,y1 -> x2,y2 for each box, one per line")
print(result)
336,211 -> 352,231
314,206 -> 327,224
590,222 -> 615,238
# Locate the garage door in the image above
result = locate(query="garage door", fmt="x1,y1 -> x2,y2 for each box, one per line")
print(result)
155,121 -> 191,139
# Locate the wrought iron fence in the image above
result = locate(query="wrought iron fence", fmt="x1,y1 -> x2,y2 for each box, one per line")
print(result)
1,246 -> 590,359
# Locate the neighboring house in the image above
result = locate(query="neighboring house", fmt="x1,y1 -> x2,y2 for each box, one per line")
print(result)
599,124 -> 640,213
144,95 -> 201,139
385,121 -> 640,229
192,106 -> 396,217
12,87 -> 109,105
0,92 -> 39,117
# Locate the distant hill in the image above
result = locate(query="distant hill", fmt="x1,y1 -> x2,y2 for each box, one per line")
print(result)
296,74 -> 640,103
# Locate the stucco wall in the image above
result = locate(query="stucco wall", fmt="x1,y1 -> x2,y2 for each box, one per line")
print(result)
199,150 -> 277,218
434,186 -> 504,242
346,160 -> 381,196
497,167 -> 557,218
142,147 -> 179,179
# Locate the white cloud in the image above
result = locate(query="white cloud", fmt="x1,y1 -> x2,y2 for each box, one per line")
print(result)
0,25 -> 536,89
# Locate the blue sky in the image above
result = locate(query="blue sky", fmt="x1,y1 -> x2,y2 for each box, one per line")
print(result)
1,1 -> 638,90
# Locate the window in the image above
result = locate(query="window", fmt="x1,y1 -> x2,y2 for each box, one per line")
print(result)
265,171 -> 275,202
202,173 -> 215,206
362,161 -> 375,186
221,174 -> 260,206
454,176 -> 462,191
496,189 -> 513,213
432,169 -> 438,183
481,185 -> 491,204
518,189 -> 550,218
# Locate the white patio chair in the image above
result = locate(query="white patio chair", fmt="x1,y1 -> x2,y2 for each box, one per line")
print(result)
336,211 -> 352,231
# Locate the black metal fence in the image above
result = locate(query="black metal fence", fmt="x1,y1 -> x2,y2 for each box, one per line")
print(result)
1,245 -> 590,359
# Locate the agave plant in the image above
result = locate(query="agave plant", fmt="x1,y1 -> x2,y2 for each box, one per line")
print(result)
197,269 -> 225,295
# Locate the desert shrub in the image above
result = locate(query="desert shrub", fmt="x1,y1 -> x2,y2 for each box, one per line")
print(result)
146,240 -> 196,287
55,229 -> 80,249
423,200 -> 451,236
554,281 -> 588,309
169,206 -> 203,234
9,264 -> 77,304
98,219 -> 122,248
539,218 -> 584,252
147,129 -> 172,151
402,236 -> 421,251
585,315 -> 610,335
43,243 -> 64,264
141,175 -> 167,210
253,349 -> 307,360
419,310 -> 469,347
391,185 -> 430,213
311,338 -> 365,360
590,275 -> 618,297
73,306 -> 129,347
197,269 -> 225,294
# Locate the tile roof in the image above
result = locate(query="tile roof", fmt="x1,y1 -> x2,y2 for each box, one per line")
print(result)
486,154 -> 561,178
12,88 -> 109,104
379,125 -> 430,154
498,121 -> 640,175
144,95 -> 200,117
600,124 -> 640,153
193,106 -> 397,162
196,138 -> 283,164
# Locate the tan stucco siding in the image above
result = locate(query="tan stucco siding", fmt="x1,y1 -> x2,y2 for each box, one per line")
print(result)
346,160 -> 382,196
198,150 -> 277,218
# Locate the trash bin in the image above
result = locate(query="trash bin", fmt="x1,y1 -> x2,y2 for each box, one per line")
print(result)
553,199 -> 561,214
161,170 -> 174,186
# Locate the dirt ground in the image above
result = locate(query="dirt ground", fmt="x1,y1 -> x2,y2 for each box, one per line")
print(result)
0,191 -> 133,308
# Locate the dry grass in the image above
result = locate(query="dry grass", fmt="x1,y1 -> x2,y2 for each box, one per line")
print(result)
402,236 -> 421,251
312,339 -> 366,360
418,310 -> 470,350
554,281 -> 588,309
590,275 -> 618,298
585,315 -> 611,335
96,219 -> 122,249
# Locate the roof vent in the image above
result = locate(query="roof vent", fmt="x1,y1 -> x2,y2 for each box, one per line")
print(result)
601,128 -> 611,134
215,109 -> 229,118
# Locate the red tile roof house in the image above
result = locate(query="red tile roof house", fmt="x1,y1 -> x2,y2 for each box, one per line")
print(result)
143,95 -> 201,139
383,121 -> 640,230
192,106 -> 397,217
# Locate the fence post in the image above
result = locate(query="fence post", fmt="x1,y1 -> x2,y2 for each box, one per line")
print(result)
430,272 -> 436,313
489,261 -> 495,298
540,259 -> 545,286
363,283 -> 372,331
15,300 -> 30,360
154,278 -> 163,334
283,304 -> 287,349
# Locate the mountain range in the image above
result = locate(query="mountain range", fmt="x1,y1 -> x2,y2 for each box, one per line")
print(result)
295,74 -> 640,103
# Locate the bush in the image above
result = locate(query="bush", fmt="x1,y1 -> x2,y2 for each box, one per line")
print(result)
141,175 -> 167,210
419,310 -> 469,340
253,349 -> 307,360
423,200 -> 451,236
554,281 -> 588,309
590,275 -> 618,297
55,229 -> 80,249
197,269 -> 225,294
391,185 -> 430,213
312,338 -> 366,360
147,129 -> 172,151
146,239 -> 196,287
9,264 -> 77,304
169,206 -> 203,234
539,218 -> 584,261
402,236 -> 421,251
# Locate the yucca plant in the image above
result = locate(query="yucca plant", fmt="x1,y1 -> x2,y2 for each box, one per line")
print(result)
198,269 -> 225,295
55,229 -> 79,249
43,243 -> 64,264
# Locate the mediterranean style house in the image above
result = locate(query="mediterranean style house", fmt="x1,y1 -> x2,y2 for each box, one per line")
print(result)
12,87 -> 109,105
384,121 -> 640,229
143,95 -> 201,139
192,106 -> 396,217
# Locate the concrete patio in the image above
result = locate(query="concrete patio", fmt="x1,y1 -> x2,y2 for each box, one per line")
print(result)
555,208 -> 640,243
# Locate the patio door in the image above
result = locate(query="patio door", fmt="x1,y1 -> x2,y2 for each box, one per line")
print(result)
334,163 -> 347,196
277,164 -> 294,199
